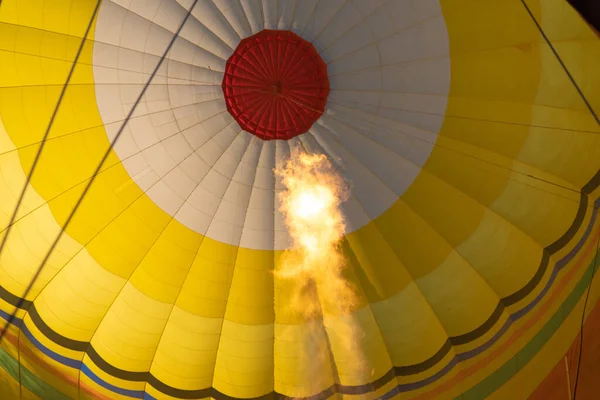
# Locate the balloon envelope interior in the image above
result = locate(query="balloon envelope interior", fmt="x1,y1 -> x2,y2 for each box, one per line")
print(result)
0,0 -> 600,399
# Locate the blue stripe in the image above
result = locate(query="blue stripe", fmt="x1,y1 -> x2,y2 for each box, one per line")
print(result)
81,363 -> 145,398
2,198 -> 599,399
378,197 -> 600,398
0,309 -> 82,369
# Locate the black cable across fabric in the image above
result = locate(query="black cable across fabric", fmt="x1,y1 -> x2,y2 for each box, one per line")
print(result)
0,0 -> 199,342
572,207 -> 600,399
520,1 -> 600,397
0,0 -> 103,341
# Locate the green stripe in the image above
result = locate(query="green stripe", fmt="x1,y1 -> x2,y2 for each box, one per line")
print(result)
0,347 -> 71,400
457,252 -> 599,400
0,259 -> 597,400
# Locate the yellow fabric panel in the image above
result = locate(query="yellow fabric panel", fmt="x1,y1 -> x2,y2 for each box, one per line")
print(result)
0,0 -> 93,37
89,282 -> 171,373
0,0 -> 598,398
416,250 -> 499,336
273,250 -> 302,325
0,194 -> 81,301
344,224 -> 413,302
145,384 -> 209,400
456,209 -> 542,299
224,248 -> 274,325
1,33 -> 97,146
212,320 -> 273,398
439,0 -> 541,157
403,167 -> 484,268
490,174 -> 579,247
327,306 -> 393,386
85,195 -> 171,280
370,283 -> 448,367
0,152 -> 45,227
0,119 -> 81,305
374,200 -> 452,279
128,220 -> 202,303
148,307 -> 221,391
34,249 -> 125,343
273,321 -> 335,397
29,144 -> 122,246
528,0 -> 600,114
176,238 -> 237,318
406,146 -> 489,242
515,2 -> 600,190
518,122 -> 600,190
0,2 -> 177,308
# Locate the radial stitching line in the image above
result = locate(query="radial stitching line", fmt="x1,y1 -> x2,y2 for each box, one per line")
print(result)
3,200 -> 600,400
0,0 -> 102,337
520,0 -> 600,126
521,2 -> 600,399
3,119 -> 600,398
0,0 -> 198,346
0,0 -> 198,343
3,2 -> 600,399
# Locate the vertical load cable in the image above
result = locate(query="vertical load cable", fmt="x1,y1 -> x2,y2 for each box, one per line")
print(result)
0,0 -> 103,337
0,0 -> 200,342
521,1 -> 600,398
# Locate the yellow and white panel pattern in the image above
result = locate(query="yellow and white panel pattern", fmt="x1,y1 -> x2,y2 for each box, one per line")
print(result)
0,0 -> 599,400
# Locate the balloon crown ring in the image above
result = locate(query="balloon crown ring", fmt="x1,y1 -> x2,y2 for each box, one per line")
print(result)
222,30 -> 330,141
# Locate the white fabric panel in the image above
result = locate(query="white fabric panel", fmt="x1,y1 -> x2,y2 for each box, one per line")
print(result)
212,0 -> 254,40
300,0 -> 345,48
276,0 -> 297,31
239,141 -> 275,249
261,0 -> 278,30
313,2 -> 363,52
239,0 -> 264,35
189,1 -> 240,50
308,125 -> 398,221
287,0 -> 318,36
274,140 -> 293,249
206,134 -> 262,246
93,0 -> 450,250
317,112 -> 422,197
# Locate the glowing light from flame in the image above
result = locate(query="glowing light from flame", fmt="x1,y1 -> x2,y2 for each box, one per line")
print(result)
275,152 -> 348,292
275,150 -> 366,386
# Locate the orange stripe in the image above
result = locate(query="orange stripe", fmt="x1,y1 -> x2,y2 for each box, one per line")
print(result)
0,326 -> 112,400
415,225 -> 600,400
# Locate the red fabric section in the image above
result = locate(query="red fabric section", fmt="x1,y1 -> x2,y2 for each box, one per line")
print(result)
222,30 -> 330,141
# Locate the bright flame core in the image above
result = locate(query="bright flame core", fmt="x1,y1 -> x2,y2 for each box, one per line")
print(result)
275,152 -> 350,308
275,151 -> 366,384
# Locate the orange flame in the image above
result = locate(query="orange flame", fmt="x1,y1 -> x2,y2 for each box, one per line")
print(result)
275,150 -> 366,386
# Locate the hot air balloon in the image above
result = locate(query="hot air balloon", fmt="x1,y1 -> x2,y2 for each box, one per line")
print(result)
0,0 -> 600,399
